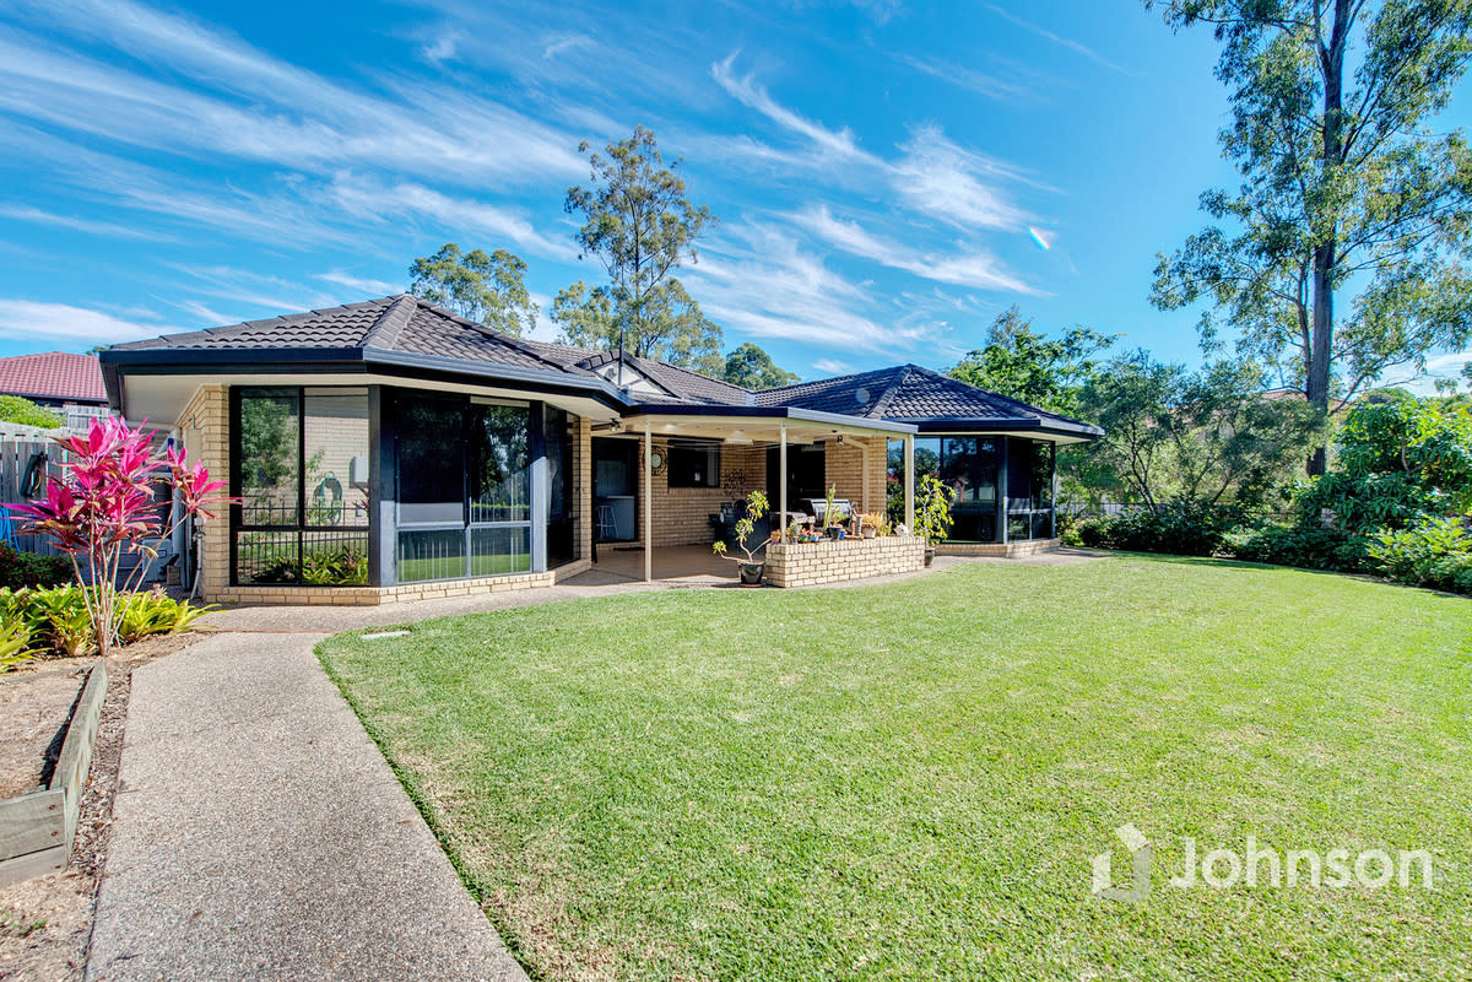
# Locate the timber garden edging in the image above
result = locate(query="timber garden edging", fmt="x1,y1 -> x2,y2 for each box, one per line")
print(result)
0,661 -> 108,886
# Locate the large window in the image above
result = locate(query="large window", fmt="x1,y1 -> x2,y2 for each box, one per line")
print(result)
1007,438 -> 1056,541
394,393 -> 532,583
233,387 -> 370,586
667,442 -> 720,488
887,435 -> 1053,543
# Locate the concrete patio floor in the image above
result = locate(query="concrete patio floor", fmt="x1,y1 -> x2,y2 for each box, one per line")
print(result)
587,542 -> 739,585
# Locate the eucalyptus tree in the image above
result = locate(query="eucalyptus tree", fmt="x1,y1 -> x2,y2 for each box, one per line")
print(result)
1149,0 -> 1472,472
408,243 -> 537,336
558,126 -> 722,374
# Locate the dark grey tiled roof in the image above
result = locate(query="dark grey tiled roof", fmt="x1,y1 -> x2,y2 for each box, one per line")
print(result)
110,296 -> 403,350
753,365 -> 903,415
111,295 -> 578,376
106,296 -> 1099,436
761,364 -> 1099,433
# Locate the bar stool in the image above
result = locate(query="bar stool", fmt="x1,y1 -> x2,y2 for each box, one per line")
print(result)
596,504 -> 617,539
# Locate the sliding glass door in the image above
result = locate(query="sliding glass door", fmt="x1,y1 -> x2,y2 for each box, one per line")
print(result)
394,392 -> 533,583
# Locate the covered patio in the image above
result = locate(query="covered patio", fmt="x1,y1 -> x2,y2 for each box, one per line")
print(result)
602,406 -> 918,583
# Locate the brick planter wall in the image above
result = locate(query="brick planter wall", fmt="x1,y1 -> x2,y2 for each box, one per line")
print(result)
765,535 -> 925,588
934,538 -> 1060,558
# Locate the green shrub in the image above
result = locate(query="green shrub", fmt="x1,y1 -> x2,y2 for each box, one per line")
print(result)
1226,524 -> 1372,573
0,619 -> 35,674
1083,501 -> 1238,556
1061,514 -> 1113,549
117,589 -> 213,642
0,395 -> 62,429
20,585 -> 95,657
1368,516 -> 1472,596
0,542 -> 73,590
0,585 -> 210,658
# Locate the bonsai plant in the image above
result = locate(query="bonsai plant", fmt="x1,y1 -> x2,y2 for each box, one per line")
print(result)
913,474 -> 956,566
711,489 -> 771,586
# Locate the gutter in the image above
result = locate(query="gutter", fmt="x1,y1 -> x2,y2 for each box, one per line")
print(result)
626,402 -> 919,434
98,345 -> 636,416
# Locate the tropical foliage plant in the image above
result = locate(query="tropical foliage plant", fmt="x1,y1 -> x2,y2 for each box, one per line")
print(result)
6,416 -> 230,657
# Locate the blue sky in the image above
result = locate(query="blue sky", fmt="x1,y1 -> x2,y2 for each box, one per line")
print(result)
0,0 -> 1468,389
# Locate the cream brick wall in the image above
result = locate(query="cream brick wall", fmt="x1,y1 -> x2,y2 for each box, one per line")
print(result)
177,384 -> 231,600
935,538 -> 1060,557
823,437 -> 888,518
636,441 -> 767,547
765,535 -> 925,587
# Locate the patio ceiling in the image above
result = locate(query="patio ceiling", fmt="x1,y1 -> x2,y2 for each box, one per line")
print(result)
616,407 -> 916,446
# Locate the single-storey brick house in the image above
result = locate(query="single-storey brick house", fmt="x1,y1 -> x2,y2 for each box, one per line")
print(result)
99,295 -> 1100,604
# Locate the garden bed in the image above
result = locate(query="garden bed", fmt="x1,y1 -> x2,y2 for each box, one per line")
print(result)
0,633 -> 197,979
0,660 -> 96,800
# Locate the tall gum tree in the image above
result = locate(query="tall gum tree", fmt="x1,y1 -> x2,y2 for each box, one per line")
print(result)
1149,0 -> 1472,473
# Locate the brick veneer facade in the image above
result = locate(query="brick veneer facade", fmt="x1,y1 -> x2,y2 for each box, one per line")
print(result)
765,536 -> 925,588
628,435 -> 890,549
175,384 -> 903,603
177,384 -> 590,606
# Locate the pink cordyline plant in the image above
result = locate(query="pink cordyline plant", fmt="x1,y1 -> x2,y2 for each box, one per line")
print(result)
7,416 -> 231,657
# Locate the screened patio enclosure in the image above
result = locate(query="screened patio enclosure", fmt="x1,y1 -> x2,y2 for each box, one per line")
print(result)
231,385 -> 578,588
886,435 -> 1058,544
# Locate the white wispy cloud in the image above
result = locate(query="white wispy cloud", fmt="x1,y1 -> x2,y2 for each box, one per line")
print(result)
314,270 -> 402,295
323,173 -> 577,261
709,57 -> 1036,239
0,203 -> 172,241
0,300 -> 172,342
711,53 -> 880,166
891,126 -> 1033,232
789,204 -> 1036,294
420,31 -> 460,64
812,358 -> 852,375
981,3 -> 1134,76
0,2 -> 586,186
3,122 -> 358,247
686,222 -> 948,353
168,265 -> 338,313
896,54 -> 1034,103
172,300 -> 240,326
1400,349 -> 1472,394
542,34 -> 593,59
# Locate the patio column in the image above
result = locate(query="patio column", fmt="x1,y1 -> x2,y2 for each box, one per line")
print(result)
903,433 -> 915,533
643,419 -> 652,582
779,424 -> 788,542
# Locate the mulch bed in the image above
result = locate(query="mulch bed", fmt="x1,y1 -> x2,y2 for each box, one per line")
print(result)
0,633 -> 198,980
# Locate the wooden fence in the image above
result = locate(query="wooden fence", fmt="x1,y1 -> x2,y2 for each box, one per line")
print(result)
1,435 -> 178,582
0,435 -> 70,556
0,662 -> 108,886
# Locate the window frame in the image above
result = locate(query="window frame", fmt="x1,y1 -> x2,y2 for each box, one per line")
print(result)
391,391 -> 534,584
229,385 -> 372,587
665,441 -> 721,489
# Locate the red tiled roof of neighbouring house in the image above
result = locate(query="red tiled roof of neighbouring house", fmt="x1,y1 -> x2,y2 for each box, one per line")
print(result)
0,351 -> 107,404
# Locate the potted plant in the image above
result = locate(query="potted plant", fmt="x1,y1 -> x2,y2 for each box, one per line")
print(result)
913,474 -> 957,566
712,489 -> 771,586
822,484 -> 842,539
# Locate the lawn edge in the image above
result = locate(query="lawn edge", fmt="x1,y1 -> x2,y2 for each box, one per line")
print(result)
313,636 -> 544,981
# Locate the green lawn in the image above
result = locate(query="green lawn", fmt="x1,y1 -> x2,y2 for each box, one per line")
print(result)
317,556 -> 1472,979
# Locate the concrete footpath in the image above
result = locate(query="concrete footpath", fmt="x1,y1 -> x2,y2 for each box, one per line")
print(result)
87,632 -> 526,980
